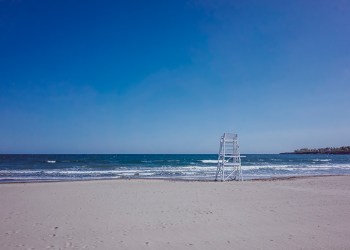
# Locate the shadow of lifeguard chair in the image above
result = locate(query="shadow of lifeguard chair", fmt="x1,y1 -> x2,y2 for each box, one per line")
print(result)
215,133 -> 243,181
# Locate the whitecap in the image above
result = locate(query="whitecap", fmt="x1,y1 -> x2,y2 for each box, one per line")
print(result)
200,160 -> 217,164
312,159 -> 331,162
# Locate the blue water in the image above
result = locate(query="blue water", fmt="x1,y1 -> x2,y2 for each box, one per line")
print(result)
0,154 -> 350,182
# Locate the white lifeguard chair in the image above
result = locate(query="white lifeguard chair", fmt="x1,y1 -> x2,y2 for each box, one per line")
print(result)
215,133 -> 243,181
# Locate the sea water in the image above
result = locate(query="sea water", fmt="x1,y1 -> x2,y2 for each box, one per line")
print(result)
0,154 -> 350,182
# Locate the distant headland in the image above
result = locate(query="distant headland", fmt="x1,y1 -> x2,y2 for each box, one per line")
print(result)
281,146 -> 350,154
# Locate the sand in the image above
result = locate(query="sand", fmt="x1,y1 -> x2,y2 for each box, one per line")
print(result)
1,176 -> 350,250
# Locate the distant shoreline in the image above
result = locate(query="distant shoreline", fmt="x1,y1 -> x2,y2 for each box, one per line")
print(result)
280,152 -> 350,155
281,146 -> 350,155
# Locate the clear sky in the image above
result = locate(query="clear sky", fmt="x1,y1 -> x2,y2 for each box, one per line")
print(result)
1,0 -> 349,154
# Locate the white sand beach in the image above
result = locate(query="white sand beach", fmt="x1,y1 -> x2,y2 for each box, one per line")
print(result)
1,176 -> 350,250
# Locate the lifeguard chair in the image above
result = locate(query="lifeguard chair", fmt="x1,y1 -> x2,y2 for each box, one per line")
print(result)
215,133 -> 243,181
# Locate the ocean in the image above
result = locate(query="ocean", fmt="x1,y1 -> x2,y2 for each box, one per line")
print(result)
1,154 -> 350,182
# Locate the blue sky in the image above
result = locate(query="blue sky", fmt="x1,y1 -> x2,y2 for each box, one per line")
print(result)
1,0 -> 349,153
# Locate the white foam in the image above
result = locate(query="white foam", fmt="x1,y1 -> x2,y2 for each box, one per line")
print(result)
200,160 -> 217,164
2,163 -> 350,181
312,159 -> 331,162
47,160 -> 56,163
201,157 -> 246,164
